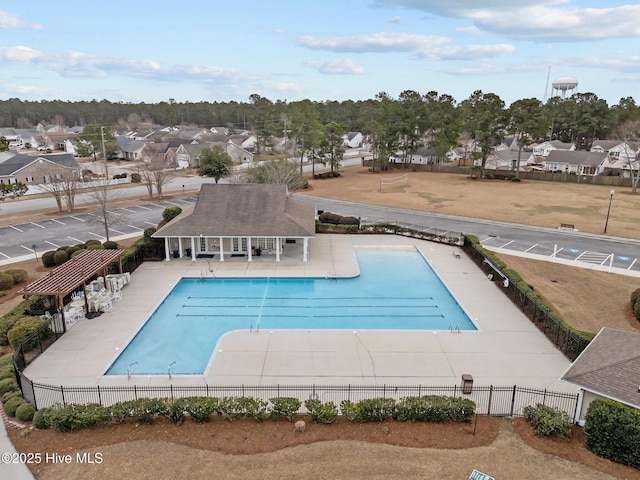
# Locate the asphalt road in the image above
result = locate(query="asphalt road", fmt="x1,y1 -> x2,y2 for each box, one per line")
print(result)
0,170 -> 638,273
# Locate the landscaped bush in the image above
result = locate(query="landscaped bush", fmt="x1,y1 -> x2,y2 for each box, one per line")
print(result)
4,396 -> 26,417
3,269 -> 27,284
15,402 -> 35,422
7,316 -> 51,350
392,396 -> 475,423
0,377 -> 17,396
45,404 -> 110,432
632,287 -> 640,321
71,250 -> 85,258
0,273 -> 13,291
87,243 -> 105,250
53,250 -> 68,266
523,404 -> 572,438
218,396 -> 267,422
318,211 -> 342,225
0,363 -> 14,381
130,172 -> 141,183
103,241 -> 118,249
585,398 -> 640,469
41,251 -> 56,268
338,216 -> 360,226
85,239 -> 102,248
32,408 -> 50,429
269,397 -> 301,422
0,315 -> 20,345
119,398 -> 168,425
66,246 -> 82,256
2,390 -> 21,404
162,207 -> 182,224
304,399 -> 338,424
340,398 -> 396,423
183,396 -> 219,423
0,354 -> 14,369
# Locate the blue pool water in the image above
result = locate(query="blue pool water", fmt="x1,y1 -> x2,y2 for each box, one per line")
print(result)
106,250 -> 476,375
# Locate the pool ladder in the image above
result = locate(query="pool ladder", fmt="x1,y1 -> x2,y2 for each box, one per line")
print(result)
168,361 -> 176,379
249,322 -> 260,333
127,361 -> 139,380
449,323 -> 461,334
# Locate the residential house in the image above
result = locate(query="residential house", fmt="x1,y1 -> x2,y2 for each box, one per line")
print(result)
0,153 -> 79,189
228,134 -> 257,153
495,136 -> 520,152
342,132 -> 363,149
591,140 -> 639,176
532,140 -> 575,158
119,139 -> 150,162
485,149 -> 528,171
561,328 -> 640,424
543,150 -> 607,175
0,128 -> 23,148
153,183 -> 315,262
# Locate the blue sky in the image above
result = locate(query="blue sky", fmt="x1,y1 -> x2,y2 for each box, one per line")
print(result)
1,1 -> 638,107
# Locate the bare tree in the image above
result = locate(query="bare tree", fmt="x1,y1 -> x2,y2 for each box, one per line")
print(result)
140,156 -> 174,198
86,180 -> 125,241
614,119 -> 640,193
244,158 -> 307,191
39,166 -> 81,212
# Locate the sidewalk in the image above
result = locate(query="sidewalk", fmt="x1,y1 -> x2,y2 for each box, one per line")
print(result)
0,409 -> 35,480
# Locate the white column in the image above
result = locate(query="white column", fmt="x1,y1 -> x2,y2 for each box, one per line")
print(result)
178,237 -> 183,258
164,238 -> 170,261
219,236 -> 224,262
191,237 -> 196,261
275,237 -> 280,262
303,237 -> 309,262
247,237 -> 252,262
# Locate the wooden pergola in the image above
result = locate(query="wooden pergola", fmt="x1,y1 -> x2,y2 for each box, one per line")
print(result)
17,249 -> 126,332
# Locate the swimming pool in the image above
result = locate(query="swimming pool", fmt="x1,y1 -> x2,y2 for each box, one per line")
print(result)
106,249 -> 476,375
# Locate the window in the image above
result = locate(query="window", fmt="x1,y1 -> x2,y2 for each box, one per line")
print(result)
255,238 -> 275,250
199,237 -> 206,252
25,176 -> 34,183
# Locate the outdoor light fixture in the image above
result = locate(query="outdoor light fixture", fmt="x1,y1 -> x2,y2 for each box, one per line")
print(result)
32,243 -> 38,263
604,189 -> 615,234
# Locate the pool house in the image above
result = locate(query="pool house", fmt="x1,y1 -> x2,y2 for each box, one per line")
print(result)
153,183 -> 316,262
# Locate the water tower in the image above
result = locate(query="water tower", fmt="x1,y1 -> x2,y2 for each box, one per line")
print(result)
552,76 -> 578,99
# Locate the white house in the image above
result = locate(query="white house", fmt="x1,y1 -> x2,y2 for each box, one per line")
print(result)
342,132 -> 363,149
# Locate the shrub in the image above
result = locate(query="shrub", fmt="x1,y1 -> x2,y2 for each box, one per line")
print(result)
87,243 -> 105,250
45,404 -> 110,432
523,404 -> 572,438
53,250 -> 69,266
340,398 -> 396,423
269,397 -> 301,422
32,409 -> 50,429
103,241 -> 118,250
304,399 -> 338,424
0,354 -> 14,368
218,396 -> 267,422
15,402 -> 35,422
0,363 -> 14,381
66,246 -> 82,256
71,249 -> 85,258
7,316 -> 51,350
121,398 -> 168,425
183,396 -> 219,423
0,313 -> 23,345
631,287 -> 640,312
585,398 -> 640,469
4,269 -> 27,284
0,273 -> 12,291
0,377 -> 17,396
131,172 -> 141,183
165,398 -> 187,425
4,396 -> 26,417
392,396 -> 475,423
2,390 -> 21,404
41,251 -> 56,268
162,207 -> 182,223
85,239 -> 102,247
318,211 -> 342,225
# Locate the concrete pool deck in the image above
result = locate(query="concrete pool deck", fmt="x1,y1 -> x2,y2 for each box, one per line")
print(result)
24,234 -> 576,394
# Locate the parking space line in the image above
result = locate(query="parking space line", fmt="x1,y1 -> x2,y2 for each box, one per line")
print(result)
498,240 -> 514,248
0,251 -> 9,259
148,203 -> 165,208
163,201 -> 182,206
44,240 -> 60,248
107,210 -> 122,216
20,244 -> 36,253
136,205 -> 152,210
67,236 -> 84,243
175,198 -> 193,204
628,258 -> 637,270
144,221 -> 157,226
50,219 -> 65,225
69,215 -> 85,222
119,207 -> 137,213
9,225 -> 23,232
87,232 -> 105,239
109,228 -> 126,235
127,225 -> 144,231
30,222 -> 46,229
524,244 -> 538,253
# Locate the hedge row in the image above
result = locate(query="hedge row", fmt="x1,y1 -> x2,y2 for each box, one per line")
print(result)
0,354 -> 33,421
34,395 -> 475,432
0,269 -> 28,291
41,240 -> 119,268
523,404 -> 572,438
585,398 -> 640,469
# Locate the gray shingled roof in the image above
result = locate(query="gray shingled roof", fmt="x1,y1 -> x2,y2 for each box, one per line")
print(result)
0,153 -> 77,176
562,328 -> 640,409
546,150 -> 607,166
153,183 -> 316,238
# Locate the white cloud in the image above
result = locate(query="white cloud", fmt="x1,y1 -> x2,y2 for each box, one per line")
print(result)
296,32 -> 449,53
424,44 -> 516,61
0,10 -> 26,29
0,46 -> 44,62
388,16 -> 402,24
374,1 -> 640,42
305,58 -> 365,75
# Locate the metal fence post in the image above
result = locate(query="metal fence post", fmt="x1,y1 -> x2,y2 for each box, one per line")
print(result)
510,386 -> 517,417
487,385 -> 493,416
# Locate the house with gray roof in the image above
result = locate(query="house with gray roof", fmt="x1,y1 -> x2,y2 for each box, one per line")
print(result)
543,150 -> 607,175
561,328 -> 640,424
153,183 -> 315,262
0,153 -> 79,188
